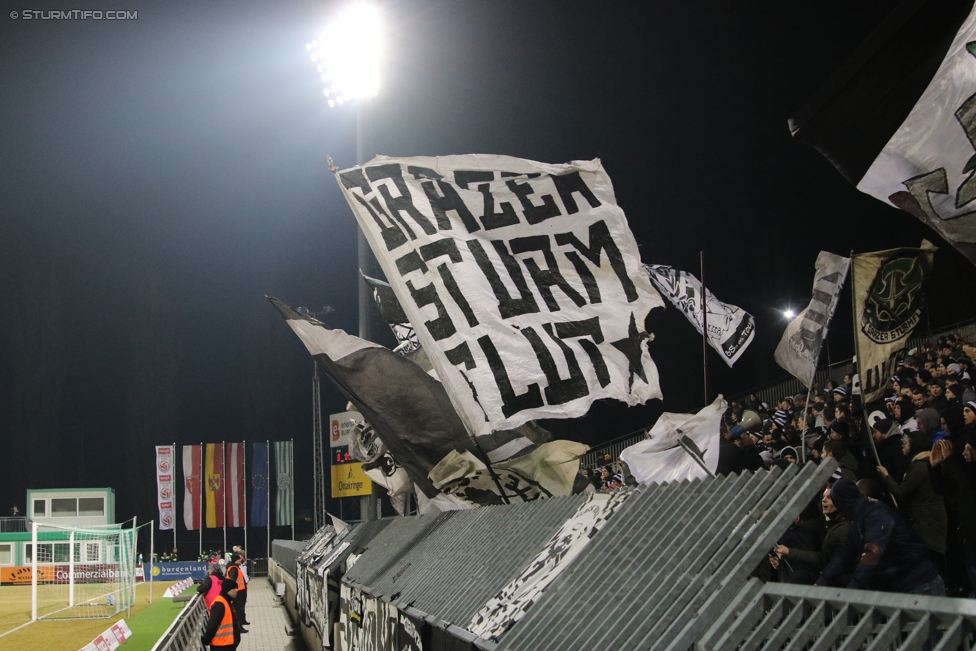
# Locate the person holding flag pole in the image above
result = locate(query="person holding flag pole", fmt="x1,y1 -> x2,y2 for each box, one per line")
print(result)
266,439 -> 270,568
222,439 -> 227,555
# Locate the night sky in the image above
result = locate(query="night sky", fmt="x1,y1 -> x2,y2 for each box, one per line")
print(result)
2,0 -> 976,551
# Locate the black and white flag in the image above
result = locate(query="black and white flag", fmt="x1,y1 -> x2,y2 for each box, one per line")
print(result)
852,241 -> 936,402
268,296 -> 479,499
644,264 -> 755,367
791,0 -> 976,265
336,155 -> 664,436
774,252 -> 850,387
619,397 -> 726,485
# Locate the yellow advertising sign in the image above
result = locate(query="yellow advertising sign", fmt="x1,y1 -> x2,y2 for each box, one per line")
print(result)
331,461 -> 372,498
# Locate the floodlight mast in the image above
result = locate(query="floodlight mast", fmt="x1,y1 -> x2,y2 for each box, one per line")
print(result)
308,3 -> 383,522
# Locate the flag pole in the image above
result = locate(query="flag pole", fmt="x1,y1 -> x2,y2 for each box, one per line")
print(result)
291,438 -> 295,541
199,442 -> 203,559
701,251 -> 709,405
849,251 -> 882,468
243,440 -> 248,557
150,519 -> 154,604
173,441 -> 177,555
266,440 -> 270,566
222,441 -> 227,555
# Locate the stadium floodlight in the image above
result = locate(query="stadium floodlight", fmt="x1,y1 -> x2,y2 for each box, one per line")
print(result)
306,3 -> 381,107
783,309 -> 795,319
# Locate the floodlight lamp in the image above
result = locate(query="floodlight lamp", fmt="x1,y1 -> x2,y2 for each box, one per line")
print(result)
783,309 -> 795,319
307,3 -> 381,107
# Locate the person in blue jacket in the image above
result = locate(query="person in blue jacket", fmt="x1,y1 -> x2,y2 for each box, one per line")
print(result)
814,478 -> 945,595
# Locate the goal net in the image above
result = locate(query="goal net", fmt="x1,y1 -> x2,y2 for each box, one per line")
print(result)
30,522 -> 138,621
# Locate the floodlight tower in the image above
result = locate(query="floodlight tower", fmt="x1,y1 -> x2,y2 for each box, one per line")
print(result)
308,3 -> 382,344
308,4 -> 382,522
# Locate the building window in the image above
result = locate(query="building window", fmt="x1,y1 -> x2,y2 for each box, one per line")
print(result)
78,497 -> 104,517
0,544 -> 11,565
85,542 -> 100,563
26,543 -> 53,563
51,498 -> 77,517
33,499 -> 46,517
53,543 -> 70,563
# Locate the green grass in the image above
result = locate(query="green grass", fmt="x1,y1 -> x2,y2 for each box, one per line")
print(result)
122,586 -> 198,651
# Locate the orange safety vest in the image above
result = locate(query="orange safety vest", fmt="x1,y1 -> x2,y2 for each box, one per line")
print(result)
210,595 -> 235,647
229,566 -> 246,591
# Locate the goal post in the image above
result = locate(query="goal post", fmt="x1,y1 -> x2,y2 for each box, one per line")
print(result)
30,521 -> 138,621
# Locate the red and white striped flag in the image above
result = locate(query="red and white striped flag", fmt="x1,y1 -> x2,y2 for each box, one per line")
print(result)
182,445 -> 202,531
225,442 -> 246,528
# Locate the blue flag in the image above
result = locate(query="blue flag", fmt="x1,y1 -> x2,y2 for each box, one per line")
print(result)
251,441 -> 269,527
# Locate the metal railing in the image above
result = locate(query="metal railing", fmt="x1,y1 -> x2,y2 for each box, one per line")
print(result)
150,592 -> 207,651
0,517 -> 30,533
247,557 -> 268,577
698,579 -> 976,650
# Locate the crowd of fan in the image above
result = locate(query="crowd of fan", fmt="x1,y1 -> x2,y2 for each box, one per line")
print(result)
720,334 -> 976,598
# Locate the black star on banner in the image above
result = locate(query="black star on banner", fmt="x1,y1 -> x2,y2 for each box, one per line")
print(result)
611,312 -> 647,391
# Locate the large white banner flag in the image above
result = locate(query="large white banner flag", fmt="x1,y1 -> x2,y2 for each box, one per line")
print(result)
619,397 -> 726,485
774,252 -> 850,387
275,440 -> 294,526
853,241 -> 936,402
644,264 -> 755,367
336,155 -> 664,436
154,445 -> 176,531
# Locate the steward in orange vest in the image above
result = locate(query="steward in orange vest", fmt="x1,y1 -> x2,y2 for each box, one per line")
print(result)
201,579 -> 241,650
226,555 -> 249,630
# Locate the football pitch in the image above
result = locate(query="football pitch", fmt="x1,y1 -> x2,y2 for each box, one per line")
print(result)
0,580 -> 180,650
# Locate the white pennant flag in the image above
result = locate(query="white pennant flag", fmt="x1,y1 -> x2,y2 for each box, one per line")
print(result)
619,397 -> 726,485
774,252 -> 850,387
644,265 -> 755,367
154,446 -> 175,531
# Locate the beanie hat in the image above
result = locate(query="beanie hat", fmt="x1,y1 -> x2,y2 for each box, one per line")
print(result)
872,417 -> 895,436
830,478 -> 863,519
917,369 -> 933,383
915,408 -> 941,434
948,363 -> 962,375
221,578 -> 238,593
772,409 -> 789,428
966,400 -> 976,413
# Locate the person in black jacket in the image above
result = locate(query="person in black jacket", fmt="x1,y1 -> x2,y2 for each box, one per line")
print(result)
870,417 -> 907,483
878,429 -> 947,573
775,485 -> 851,587
815,478 -> 944,595
201,578 -> 241,650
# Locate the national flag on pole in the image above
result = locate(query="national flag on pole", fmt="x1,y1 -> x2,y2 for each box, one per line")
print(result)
154,446 -> 176,531
774,252 -> 850,387
853,241 -> 937,402
790,0 -> 976,265
274,440 -> 294,526
204,443 -> 225,529
251,442 -> 269,527
644,265 -> 756,367
225,442 -> 245,528
619,397 -> 726,485
182,444 -> 202,531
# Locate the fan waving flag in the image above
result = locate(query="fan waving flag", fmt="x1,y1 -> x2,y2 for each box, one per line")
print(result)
251,441 -> 269,527
774,252 -> 850,387
204,443 -> 224,529
791,0 -> 976,264
182,444 -> 202,531
644,264 -> 755,367
335,155 -> 664,436
225,442 -> 245,528
275,440 -> 294,526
